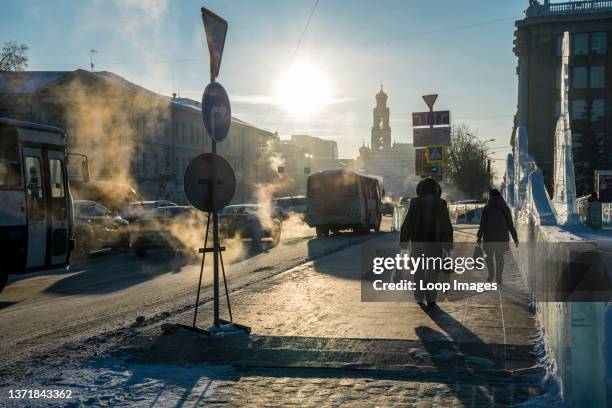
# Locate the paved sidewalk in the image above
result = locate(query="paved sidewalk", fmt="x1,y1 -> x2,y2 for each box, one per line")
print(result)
114,225 -> 546,406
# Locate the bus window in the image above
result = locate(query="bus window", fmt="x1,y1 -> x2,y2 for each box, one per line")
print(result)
25,156 -> 45,220
50,158 -> 67,220
309,174 -> 357,197
0,127 -> 21,189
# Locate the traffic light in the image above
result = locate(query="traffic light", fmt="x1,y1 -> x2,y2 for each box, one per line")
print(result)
431,164 -> 440,174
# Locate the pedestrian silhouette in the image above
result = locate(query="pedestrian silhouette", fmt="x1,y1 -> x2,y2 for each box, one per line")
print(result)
400,177 -> 453,308
477,189 -> 518,285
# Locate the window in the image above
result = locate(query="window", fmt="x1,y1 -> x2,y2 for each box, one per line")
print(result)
50,158 -> 67,220
0,127 -> 22,189
555,100 -> 561,117
591,32 -> 607,55
574,33 -> 589,55
591,66 -> 605,88
573,66 -> 587,88
190,125 -> 194,144
154,153 -> 158,174
49,159 -> 65,199
181,123 -> 185,143
25,156 -> 45,221
555,66 -> 561,89
592,99 -> 605,121
571,99 -> 586,120
94,204 -> 111,217
77,202 -> 96,217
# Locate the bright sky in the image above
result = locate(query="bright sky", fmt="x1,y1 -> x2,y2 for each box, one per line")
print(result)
1,0 -> 526,174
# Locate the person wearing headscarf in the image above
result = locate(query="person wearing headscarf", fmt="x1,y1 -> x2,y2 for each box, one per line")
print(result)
400,177 -> 453,307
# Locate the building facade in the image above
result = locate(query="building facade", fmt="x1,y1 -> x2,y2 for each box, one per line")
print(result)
290,134 -> 338,159
272,135 -> 351,196
514,0 -> 612,192
0,69 -> 277,204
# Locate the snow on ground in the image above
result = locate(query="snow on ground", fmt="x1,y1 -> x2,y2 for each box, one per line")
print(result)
0,358 -> 232,408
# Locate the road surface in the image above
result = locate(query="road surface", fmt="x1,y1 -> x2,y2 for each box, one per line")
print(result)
0,218 -> 393,372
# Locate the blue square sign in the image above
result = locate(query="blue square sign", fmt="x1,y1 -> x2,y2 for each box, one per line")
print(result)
426,144 -> 445,164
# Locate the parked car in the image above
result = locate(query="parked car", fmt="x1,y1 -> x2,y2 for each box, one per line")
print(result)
131,206 -> 205,257
381,199 -> 394,216
120,200 -> 177,222
218,204 -> 282,248
73,200 -> 130,255
272,195 -> 307,220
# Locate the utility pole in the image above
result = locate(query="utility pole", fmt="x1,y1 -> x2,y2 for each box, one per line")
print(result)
90,49 -> 97,72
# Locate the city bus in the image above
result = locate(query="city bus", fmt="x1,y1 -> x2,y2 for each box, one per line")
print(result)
0,118 -> 87,293
306,169 -> 383,236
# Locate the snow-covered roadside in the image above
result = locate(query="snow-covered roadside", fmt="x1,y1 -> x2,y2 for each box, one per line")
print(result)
513,323 -> 568,408
0,357 -> 233,407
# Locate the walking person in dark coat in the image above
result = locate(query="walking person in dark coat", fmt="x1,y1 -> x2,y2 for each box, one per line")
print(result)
400,177 -> 453,308
476,189 -> 518,285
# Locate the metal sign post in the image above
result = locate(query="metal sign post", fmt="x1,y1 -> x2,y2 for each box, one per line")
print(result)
412,94 -> 451,180
181,7 -> 250,335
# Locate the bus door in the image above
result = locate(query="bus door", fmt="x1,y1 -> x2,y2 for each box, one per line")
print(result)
23,147 -> 47,268
47,149 -> 69,265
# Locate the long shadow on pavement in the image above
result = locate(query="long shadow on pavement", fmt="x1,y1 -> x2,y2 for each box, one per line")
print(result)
109,329 -> 540,406
44,252 -> 190,296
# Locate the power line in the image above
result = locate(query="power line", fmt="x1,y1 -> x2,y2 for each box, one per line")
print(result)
27,14 -> 519,70
260,0 -> 320,128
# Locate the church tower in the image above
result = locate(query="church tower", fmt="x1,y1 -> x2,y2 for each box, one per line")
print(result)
371,85 -> 391,151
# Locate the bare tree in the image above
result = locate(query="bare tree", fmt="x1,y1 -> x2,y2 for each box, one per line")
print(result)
446,124 -> 491,199
0,41 -> 28,72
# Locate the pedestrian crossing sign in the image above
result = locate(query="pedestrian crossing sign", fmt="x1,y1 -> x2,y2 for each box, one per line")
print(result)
426,144 -> 445,164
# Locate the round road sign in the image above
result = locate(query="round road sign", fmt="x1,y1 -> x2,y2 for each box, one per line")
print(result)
202,81 -> 231,143
184,153 -> 236,212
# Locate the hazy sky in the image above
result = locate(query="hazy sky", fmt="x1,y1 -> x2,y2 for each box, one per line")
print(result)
1,0 -> 527,173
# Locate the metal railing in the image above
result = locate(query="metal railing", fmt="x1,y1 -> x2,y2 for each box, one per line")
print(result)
526,0 -> 612,17
448,204 -> 485,225
391,206 -> 407,232
576,195 -> 612,226
391,203 -> 485,231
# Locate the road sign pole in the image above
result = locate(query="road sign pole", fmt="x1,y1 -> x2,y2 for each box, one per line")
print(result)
194,7 -> 249,335
211,106 -> 220,328
212,140 -> 220,328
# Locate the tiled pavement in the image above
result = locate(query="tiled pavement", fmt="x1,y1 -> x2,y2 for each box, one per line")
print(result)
125,225 -> 546,406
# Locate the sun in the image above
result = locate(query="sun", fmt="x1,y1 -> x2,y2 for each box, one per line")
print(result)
276,62 -> 332,117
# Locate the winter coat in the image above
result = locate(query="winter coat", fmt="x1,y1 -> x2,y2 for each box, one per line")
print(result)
477,195 -> 518,243
400,178 -> 453,244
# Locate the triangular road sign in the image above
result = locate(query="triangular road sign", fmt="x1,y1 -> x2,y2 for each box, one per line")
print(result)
429,148 -> 442,161
422,94 -> 438,111
426,144 -> 445,164
202,8 -> 228,79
